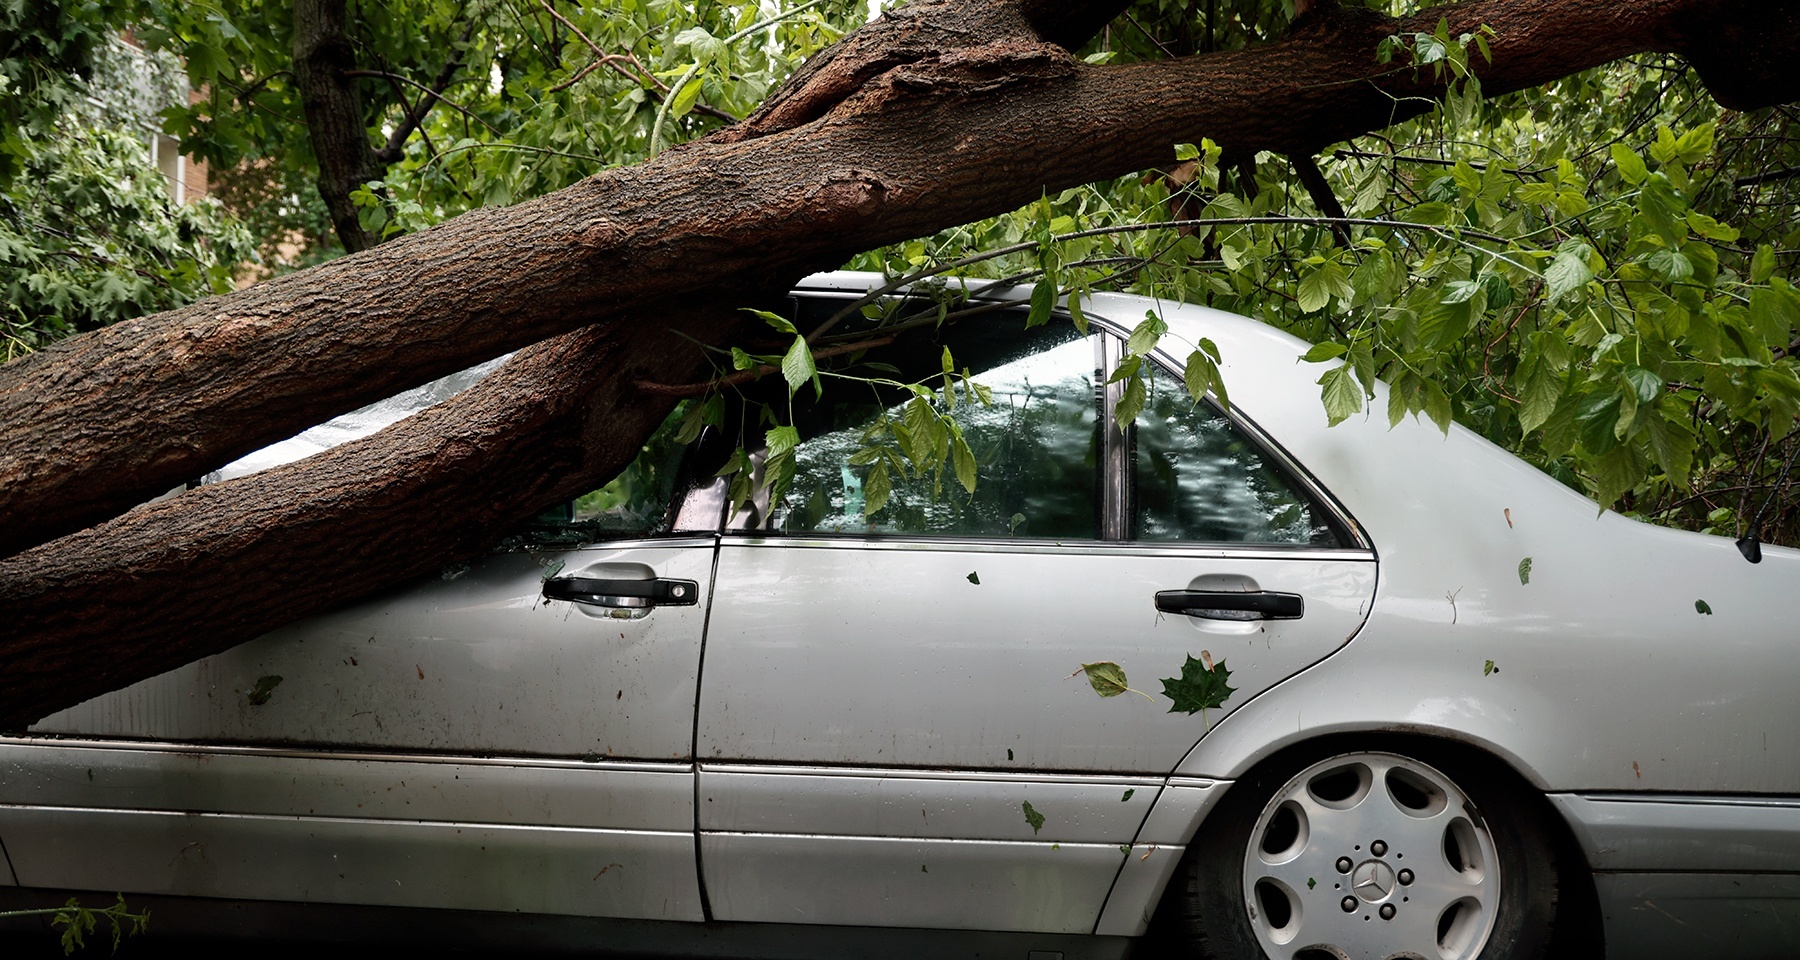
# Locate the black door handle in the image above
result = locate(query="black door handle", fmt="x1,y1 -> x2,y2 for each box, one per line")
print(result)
543,576 -> 699,607
1155,589 -> 1304,621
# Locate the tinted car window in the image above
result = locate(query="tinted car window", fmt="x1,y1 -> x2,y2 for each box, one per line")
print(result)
511,405 -> 695,544
767,318 -> 1100,539
1134,362 -> 1343,546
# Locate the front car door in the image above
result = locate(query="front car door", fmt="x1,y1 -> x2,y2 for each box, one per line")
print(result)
0,414 -> 718,921
694,290 -> 1376,932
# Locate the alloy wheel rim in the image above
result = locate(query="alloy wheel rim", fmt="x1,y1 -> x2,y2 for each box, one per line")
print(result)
1240,752 -> 1500,960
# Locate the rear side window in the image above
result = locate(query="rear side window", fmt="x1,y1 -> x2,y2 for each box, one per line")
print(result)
1133,362 -> 1344,546
766,318 -> 1101,540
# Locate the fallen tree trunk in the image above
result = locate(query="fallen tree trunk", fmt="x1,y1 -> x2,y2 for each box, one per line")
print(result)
1,0 -> 1796,727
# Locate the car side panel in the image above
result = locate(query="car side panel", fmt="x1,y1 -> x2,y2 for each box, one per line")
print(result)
30,542 -> 714,759
1,806 -> 700,920
6,541 -> 714,920
697,539 -> 1374,772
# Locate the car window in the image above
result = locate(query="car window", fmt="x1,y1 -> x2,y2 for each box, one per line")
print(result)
508,405 -> 697,545
1134,361 -> 1344,546
764,318 -> 1100,539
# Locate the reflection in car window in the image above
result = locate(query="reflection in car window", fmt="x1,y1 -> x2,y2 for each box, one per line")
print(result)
507,405 -> 693,546
1135,363 -> 1343,546
769,320 -> 1100,539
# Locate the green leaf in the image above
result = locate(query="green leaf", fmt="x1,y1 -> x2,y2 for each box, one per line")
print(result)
1517,557 -> 1532,585
1622,365 -> 1664,404
1026,277 -> 1056,328
1638,176 -> 1688,246
951,435 -> 977,494
1161,654 -> 1235,716
1128,311 -> 1167,357
1080,661 -> 1131,698
1318,364 -> 1364,426
1752,244 -> 1778,284
246,675 -> 283,706
1174,142 -> 1200,161
1067,296 -> 1089,335
1610,143 -> 1649,185
764,424 -> 799,459
1517,353 -> 1563,434
863,460 -> 891,517
669,75 -> 704,119
781,336 -> 815,396
743,308 -> 795,334
1116,371 -> 1147,426
1183,346 -> 1226,407
1297,261 -> 1352,313
1483,659 -> 1497,676
1643,411 -> 1696,484
1545,243 -> 1594,301
1695,599 -> 1713,615
1423,381 -> 1453,435
1022,801 -> 1045,834
966,570 -> 980,585
730,347 -> 759,371
1121,789 -> 1135,802
1300,342 -> 1349,363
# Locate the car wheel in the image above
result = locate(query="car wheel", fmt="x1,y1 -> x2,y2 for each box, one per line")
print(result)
1164,744 -> 1558,960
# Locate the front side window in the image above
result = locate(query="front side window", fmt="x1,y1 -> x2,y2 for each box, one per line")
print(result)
763,316 -> 1101,540
511,406 -> 698,545
1133,362 -> 1344,546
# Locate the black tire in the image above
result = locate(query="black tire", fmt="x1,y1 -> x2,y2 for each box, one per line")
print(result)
1154,738 -> 1560,960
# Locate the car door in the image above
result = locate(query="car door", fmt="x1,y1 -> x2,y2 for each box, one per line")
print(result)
693,302 -> 1376,933
0,424 -> 719,922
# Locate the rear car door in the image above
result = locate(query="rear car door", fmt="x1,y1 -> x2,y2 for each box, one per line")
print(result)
694,295 -> 1376,932
0,422 -> 717,921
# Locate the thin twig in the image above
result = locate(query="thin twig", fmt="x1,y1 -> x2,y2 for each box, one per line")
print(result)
343,69 -> 502,138
635,335 -> 895,397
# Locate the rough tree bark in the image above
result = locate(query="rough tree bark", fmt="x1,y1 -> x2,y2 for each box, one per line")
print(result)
292,0 -> 385,253
1,0 -> 1796,728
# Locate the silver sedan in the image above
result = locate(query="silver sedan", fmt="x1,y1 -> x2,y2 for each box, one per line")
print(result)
3,272 -> 1795,960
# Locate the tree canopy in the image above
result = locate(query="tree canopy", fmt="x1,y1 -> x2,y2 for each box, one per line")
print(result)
1,0 -> 1797,727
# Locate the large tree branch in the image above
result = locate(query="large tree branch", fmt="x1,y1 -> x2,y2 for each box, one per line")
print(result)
0,308 -> 734,727
2,0 -> 1796,727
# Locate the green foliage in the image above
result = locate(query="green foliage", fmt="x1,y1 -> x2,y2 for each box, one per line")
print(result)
845,5 -> 1800,546
0,894 -> 151,956
0,25 -> 253,355
133,0 -> 868,263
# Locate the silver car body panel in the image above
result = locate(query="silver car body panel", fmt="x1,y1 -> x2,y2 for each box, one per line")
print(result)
31,541 -> 715,759
697,540 -> 1375,772
1550,793 -> 1800,872
1590,872 -> 1800,960
701,831 -> 1124,933
696,764 -> 1161,932
1094,777 -> 1228,937
3,806 -> 701,919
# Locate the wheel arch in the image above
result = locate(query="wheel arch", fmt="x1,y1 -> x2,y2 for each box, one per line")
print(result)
1140,729 -> 1604,955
